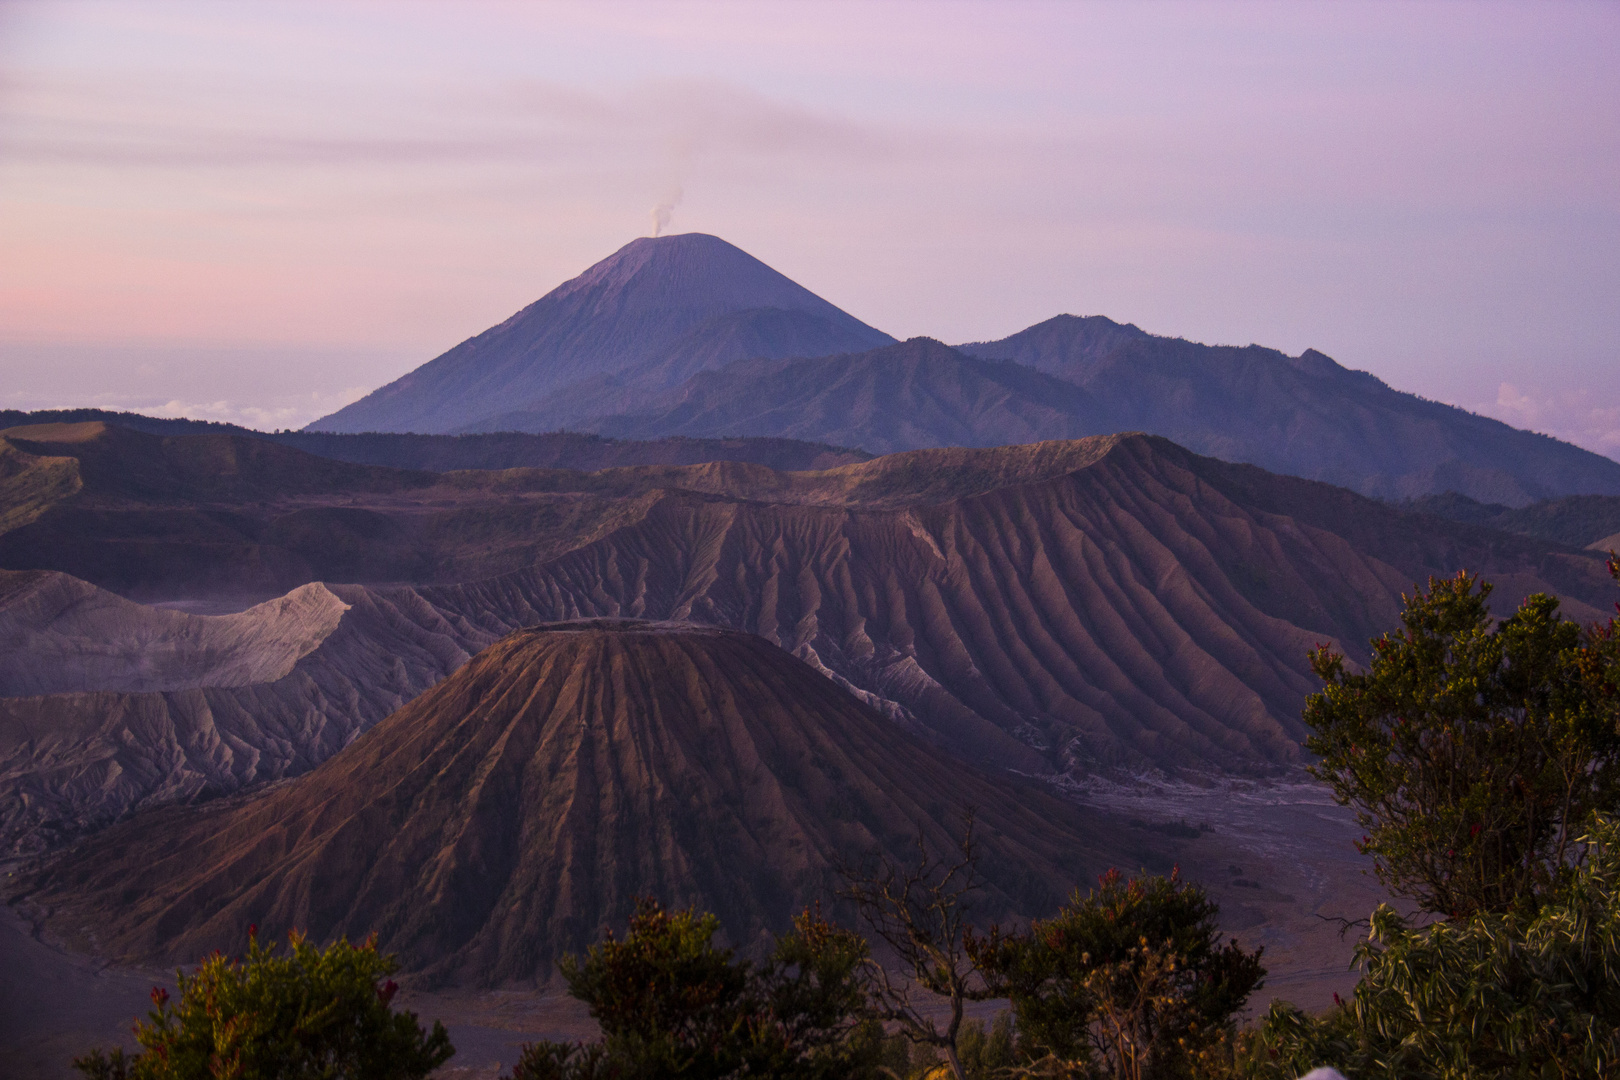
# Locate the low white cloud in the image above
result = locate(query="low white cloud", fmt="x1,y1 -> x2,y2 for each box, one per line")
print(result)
2,386 -> 372,432
1479,382 -> 1620,459
146,386 -> 373,430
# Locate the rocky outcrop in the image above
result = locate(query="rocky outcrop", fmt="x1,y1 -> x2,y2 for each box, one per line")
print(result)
0,571 -> 347,695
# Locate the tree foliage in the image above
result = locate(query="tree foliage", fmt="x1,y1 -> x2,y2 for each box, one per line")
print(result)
1244,815 -> 1620,1080
510,899 -> 876,1080
72,929 -> 453,1080
1234,560 -> 1620,1080
1304,570 -> 1620,918
556,899 -> 750,1076
971,867 -> 1265,1080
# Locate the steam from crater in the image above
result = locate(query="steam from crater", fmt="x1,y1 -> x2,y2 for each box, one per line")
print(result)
650,184 -> 684,237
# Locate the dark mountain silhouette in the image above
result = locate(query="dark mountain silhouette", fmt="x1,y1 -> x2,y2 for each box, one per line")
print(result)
958,315 -> 1620,505
0,409 -> 871,473
13,621 -> 1135,983
270,429 -> 867,473
438,302 -> 1620,505
296,236 -> 1616,503
459,307 -> 906,435
0,421 -> 436,503
1402,491 -> 1620,550
0,422 -> 846,596
308,234 -> 894,435
580,338 -> 1109,454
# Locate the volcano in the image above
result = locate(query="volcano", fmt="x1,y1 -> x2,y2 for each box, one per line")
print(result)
310,234 -> 894,435
17,620 -> 1129,985
6,428 -> 1618,860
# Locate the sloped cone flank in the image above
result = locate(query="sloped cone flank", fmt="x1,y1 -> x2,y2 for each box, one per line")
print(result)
15,620 -> 1132,985
309,233 -> 895,435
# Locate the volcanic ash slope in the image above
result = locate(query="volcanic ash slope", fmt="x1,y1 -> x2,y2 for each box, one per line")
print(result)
0,570 -> 482,854
418,434 -> 1618,775
16,620 -> 1131,985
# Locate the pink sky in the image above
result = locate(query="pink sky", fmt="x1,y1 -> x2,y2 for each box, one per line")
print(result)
1,1 -> 1616,454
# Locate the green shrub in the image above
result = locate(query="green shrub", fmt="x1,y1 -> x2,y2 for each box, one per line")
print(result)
72,929 -> 452,1080
510,899 -> 877,1080
1305,571 -> 1620,918
956,1013 -> 1018,1078
1237,561 -> 1620,1080
971,867 -> 1265,1079
1242,816 -> 1620,1079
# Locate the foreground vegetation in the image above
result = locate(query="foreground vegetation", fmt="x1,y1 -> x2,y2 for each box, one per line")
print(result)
71,929 -> 452,1080
1241,563 -> 1620,1078
72,564 -> 1620,1078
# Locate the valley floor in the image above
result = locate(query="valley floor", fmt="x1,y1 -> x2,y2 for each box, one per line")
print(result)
0,775 -> 1386,1080
1073,772 -> 1393,1015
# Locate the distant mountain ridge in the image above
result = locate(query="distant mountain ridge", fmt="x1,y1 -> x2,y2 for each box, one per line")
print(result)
0,409 -> 869,473
584,337 -> 1109,454
305,235 -> 1619,505
310,234 -> 895,434
957,315 -> 1620,505
1403,491 -> 1620,551
531,323 -> 1620,505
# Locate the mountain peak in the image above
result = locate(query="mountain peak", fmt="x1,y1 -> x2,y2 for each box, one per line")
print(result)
310,236 -> 893,435
556,233 -> 789,302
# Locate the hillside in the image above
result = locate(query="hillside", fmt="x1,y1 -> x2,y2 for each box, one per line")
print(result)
0,570 -> 482,854
413,434 -> 1616,775
11,621 -> 1134,983
0,423 -> 674,597
0,422 -> 436,504
460,307 -> 907,435
309,234 -> 894,434
959,315 -> 1620,505
0,409 -> 868,473
1401,491 -> 1620,551
3,430 -> 1615,856
583,337 -> 1109,454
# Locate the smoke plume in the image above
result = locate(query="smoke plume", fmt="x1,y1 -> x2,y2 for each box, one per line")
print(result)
650,185 -> 683,237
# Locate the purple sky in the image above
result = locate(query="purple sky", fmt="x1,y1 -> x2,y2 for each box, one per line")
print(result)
1,1 -> 1617,456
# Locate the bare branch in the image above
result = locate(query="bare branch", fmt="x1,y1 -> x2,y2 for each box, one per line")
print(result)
837,810 -> 989,1080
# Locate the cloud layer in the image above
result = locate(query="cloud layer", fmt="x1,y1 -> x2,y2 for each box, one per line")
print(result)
1485,383 -> 1620,458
